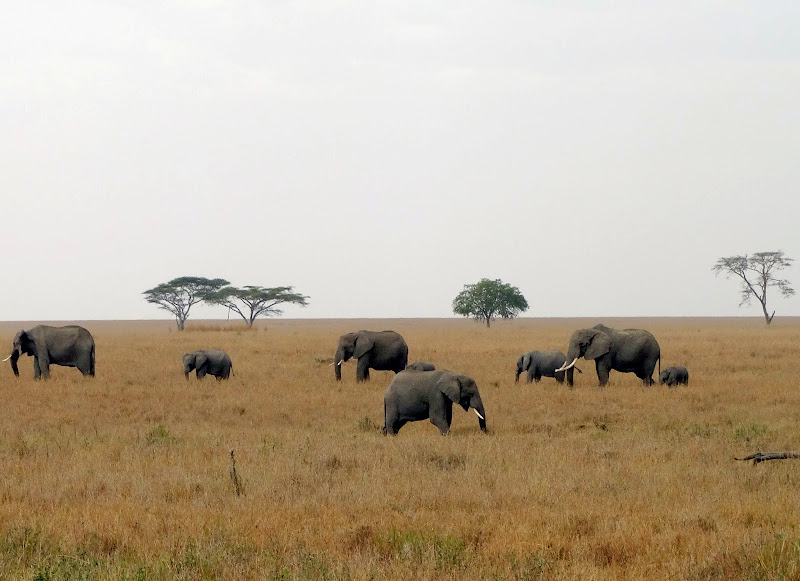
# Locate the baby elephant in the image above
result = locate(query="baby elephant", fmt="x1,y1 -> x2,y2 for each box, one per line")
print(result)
659,366 -> 689,387
515,350 -> 579,385
405,361 -> 435,371
384,369 -> 486,435
183,349 -> 233,380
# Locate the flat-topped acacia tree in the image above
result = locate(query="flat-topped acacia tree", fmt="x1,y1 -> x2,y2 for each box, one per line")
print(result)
206,285 -> 309,327
452,278 -> 529,328
713,251 -> 795,325
143,276 -> 230,331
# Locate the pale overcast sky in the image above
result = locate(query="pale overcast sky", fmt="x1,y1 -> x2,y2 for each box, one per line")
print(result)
2,2 -> 798,321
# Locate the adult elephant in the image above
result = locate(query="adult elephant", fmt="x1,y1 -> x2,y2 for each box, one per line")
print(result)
515,350 -> 578,385
557,324 -> 660,386
4,325 -> 95,379
384,368 -> 487,435
334,330 -> 408,382
183,349 -> 233,380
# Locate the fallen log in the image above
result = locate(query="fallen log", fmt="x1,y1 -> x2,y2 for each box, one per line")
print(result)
735,451 -> 800,465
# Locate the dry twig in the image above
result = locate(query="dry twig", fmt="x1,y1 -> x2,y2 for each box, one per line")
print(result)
735,451 -> 800,465
229,449 -> 244,496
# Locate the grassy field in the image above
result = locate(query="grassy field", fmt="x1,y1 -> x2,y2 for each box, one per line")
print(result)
0,317 -> 799,580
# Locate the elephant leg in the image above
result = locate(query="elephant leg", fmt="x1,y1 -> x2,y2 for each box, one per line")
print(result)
533,375 -> 541,383
196,368 -> 207,379
35,356 -> 50,380
636,369 -> 654,386
76,353 -> 92,376
430,415 -> 451,436
595,361 -> 610,386
356,358 -> 370,382
555,371 -> 565,384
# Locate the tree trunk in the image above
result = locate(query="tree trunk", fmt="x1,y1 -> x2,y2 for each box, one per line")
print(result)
485,317 -> 490,328
760,300 -> 775,325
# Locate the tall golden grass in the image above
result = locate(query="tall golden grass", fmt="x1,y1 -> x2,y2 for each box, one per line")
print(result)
0,317 -> 799,580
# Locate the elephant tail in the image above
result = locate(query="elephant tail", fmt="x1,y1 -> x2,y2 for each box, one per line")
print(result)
230,363 -> 235,377
90,344 -> 96,377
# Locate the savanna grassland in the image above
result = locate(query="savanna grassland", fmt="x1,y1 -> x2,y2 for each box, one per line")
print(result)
1,317 -> 800,580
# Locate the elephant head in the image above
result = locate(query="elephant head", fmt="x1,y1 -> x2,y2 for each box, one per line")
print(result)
515,353 -> 532,383
334,332 -> 372,380
658,370 -> 669,384
182,352 -> 207,379
5,330 -> 35,377
437,373 -> 487,431
558,327 -> 611,372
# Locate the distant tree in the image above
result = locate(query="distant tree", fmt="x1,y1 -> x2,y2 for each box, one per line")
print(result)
713,251 -> 795,325
452,278 -> 529,328
143,276 -> 230,331
207,285 -> 309,327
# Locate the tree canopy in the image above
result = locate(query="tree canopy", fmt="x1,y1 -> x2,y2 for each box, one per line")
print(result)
143,276 -> 230,331
712,251 -> 795,325
206,285 -> 310,327
452,278 -> 529,328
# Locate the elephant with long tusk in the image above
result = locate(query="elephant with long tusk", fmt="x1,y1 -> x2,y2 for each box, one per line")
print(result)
561,324 -> 660,386
383,368 -> 487,435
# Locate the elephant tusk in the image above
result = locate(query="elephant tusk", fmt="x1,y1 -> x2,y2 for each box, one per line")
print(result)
555,358 -> 578,373
2,354 -> 11,362
337,360 -> 343,366
474,409 -> 484,420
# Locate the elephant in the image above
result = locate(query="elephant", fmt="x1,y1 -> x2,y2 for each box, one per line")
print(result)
334,330 -> 408,382
406,361 -> 435,371
4,325 -> 95,379
384,368 -> 487,435
183,349 -> 233,380
515,350 -> 579,385
557,324 -> 661,386
659,366 -> 689,387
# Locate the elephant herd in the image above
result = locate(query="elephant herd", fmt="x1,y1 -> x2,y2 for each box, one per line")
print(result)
5,323 -> 689,436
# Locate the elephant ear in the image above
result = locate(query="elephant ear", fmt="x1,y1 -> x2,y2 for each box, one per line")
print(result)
17,331 -> 34,355
195,351 -> 208,369
522,353 -> 532,371
584,332 -> 611,360
352,334 -> 374,359
437,374 -> 462,405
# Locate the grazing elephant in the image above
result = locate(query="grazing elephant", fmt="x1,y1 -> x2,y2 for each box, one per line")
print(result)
183,349 -> 233,380
4,325 -> 95,380
659,366 -> 689,387
406,361 -> 435,371
557,324 -> 660,386
334,330 -> 408,382
515,350 -> 579,385
384,369 -> 487,435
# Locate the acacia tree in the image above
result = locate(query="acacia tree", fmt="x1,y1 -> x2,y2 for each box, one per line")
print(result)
712,251 -> 795,325
206,285 -> 309,327
452,278 -> 529,328
143,276 -> 229,331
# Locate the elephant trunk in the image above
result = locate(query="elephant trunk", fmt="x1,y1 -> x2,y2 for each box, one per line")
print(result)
471,396 -> 487,432
8,350 -> 20,377
334,348 -> 344,381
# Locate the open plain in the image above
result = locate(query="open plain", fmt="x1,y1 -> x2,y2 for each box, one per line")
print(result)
0,317 -> 799,580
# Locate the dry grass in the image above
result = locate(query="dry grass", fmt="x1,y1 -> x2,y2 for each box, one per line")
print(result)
1,317 -> 800,580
